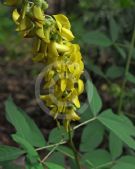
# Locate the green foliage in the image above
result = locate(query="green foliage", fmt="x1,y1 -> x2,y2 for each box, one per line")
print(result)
82,31 -> 113,47
47,152 -> 65,166
112,156 -> 135,169
5,97 -> 46,147
80,121 -> 105,152
45,162 -> 65,169
82,149 -> 112,168
0,162 -> 22,169
48,127 -> 68,143
86,80 -> 102,116
98,109 -> 135,150
0,145 -> 24,162
109,18 -> 120,42
109,132 -> 123,159
2,84 -> 135,168
106,66 -> 124,79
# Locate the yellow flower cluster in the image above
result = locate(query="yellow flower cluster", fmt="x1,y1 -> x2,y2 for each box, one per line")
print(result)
4,0 -> 84,127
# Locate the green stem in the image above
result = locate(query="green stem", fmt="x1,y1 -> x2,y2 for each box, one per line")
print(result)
73,117 -> 96,130
118,26 -> 135,114
41,143 -> 60,163
36,140 -> 66,151
68,125 -> 82,169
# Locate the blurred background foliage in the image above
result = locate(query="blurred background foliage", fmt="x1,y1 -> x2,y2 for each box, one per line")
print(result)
0,0 -> 135,143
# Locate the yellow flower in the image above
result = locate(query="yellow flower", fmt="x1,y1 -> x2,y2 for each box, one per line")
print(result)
66,109 -> 80,121
53,14 -> 74,41
6,0 -> 85,126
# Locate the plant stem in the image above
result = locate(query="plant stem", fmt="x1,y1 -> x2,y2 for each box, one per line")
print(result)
41,141 -> 61,163
73,117 -> 96,130
36,117 -> 96,152
36,140 -> 66,151
68,125 -> 82,169
118,26 -> 135,114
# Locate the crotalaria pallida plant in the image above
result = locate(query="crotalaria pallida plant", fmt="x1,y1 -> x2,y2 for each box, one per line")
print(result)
4,0 -> 84,130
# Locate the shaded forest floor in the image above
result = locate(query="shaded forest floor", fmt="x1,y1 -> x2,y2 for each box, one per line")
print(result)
0,58 -> 56,146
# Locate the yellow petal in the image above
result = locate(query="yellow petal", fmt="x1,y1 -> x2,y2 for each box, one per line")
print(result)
36,27 -> 45,39
53,14 -> 71,29
68,64 -> 74,73
48,42 -> 59,58
12,9 -> 20,24
33,38 -> 41,53
61,79 -> 67,92
55,43 -> 69,53
43,27 -> 51,43
33,5 -> 44,21
36,27 -> 51,43
66,109 -> 80,121
58,102 -> 64,113
66,80 -> 74,89
77,79 -> 84,94
32,53 -> 44,62
46,70 -> 55,81
61,28 -> 74,41
72,96 -> 80,108
50,106 -> 58,119
18,17 -> 32,31
35,21 -> 44,28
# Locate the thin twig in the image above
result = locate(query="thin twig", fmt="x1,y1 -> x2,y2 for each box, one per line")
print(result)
68,125 -> 82,169
36,140 -> 66,151
36,117 -> 97,152
41,140 -> 63,163
73,117 -> 97,130
118,26 -> 135,114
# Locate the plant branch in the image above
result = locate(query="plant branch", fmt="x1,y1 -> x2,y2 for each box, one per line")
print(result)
68,125 -> 82,169
36,117 -> 97,152
41,140 -> 63,163
36,140 -> 66,151
73,117 -> 97,130
118,26 -> 135,114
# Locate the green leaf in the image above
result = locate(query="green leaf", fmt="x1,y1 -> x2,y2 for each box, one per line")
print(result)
0,162 -> 22,169
115,46 -> 126,59
86,80 -> 102,116
47,152 -> 65,167
80,106 -> 93,122
118,155 -> 135,164
110,18 -> 119,42
5,97 -> 46,147
48,127 -> 68,143
112,156 -> 135,169
12,134 -> 38,158
82,31 -> 113,47
119,0 -> 135,8
26,162 -> 44,169
45,162 -> 65,169
98,109 -> 135,150
106,66 -> 124,79
109,132 -> 123,159
82,149 -> 112,168
19,108 -> 46,147
57,146 -> 74,159
85,62 -> 106,78
80,121 -> 105,152
68,159 -> 79,169
0,145 -> 24,162
126,72 -> 135,84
